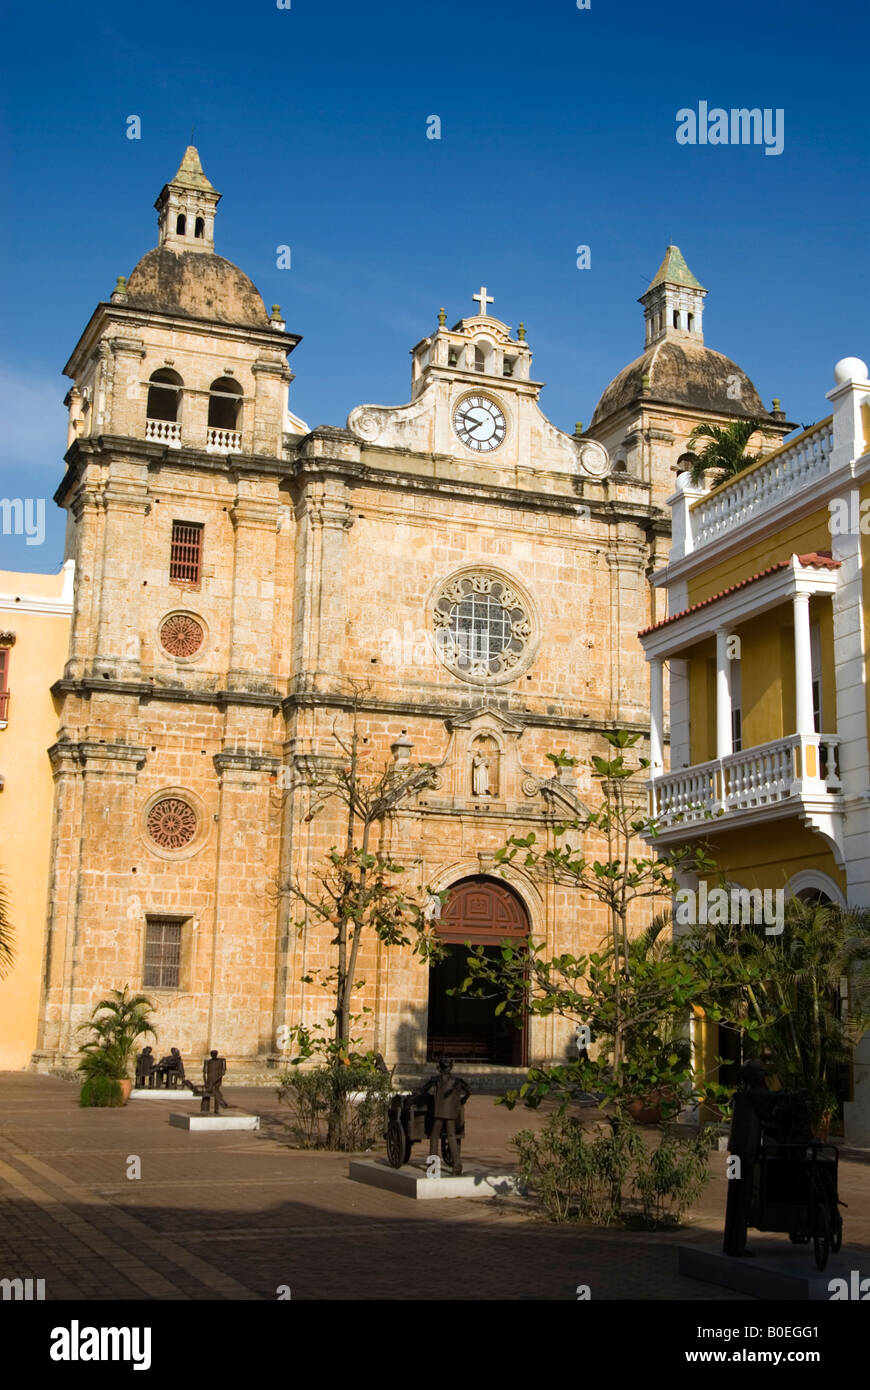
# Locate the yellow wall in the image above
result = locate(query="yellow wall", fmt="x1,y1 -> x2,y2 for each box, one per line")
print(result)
0,571 -> 70,1068
686,505 -> 833,606
686,599 -> 835,762
695,818 -> 845,895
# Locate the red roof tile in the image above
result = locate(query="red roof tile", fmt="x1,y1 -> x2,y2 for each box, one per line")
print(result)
638,553 -> 840,638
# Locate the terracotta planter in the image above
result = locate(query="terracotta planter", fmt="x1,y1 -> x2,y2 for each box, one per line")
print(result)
118,1079 -> 133,1105
627,1086 -> 675,1125
628,1096 -> 663,1125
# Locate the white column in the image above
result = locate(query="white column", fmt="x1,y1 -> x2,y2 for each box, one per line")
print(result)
649,659 -> 664,774
715,629 -> 733,760
793,591 -> 814,735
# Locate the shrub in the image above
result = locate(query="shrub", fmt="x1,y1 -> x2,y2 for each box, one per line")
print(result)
514,1111 -> 711,1228
277,1057 -> 392,1150
631,1130 -> 711,1227
80,1076 -> 124,1108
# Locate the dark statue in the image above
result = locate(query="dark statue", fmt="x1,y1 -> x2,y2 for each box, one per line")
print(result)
723,1057 -> 842,1266
197,1050 -> 228,1114
152,1047 -> 186,1089
134,1045 -> 155,1089
134,1045 -> 231,1114
413,1058 -> 471,1174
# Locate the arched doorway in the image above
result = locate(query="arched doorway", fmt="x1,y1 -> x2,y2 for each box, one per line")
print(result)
426,876 -> 529,1065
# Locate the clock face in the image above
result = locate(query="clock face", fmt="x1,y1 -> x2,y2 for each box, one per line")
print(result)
453,395 -> 506,452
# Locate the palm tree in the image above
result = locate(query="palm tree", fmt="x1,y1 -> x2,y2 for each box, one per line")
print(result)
693,897 -> 870,1126
78,986 -> 156,1079
684,418 -> 773,488
0,869 -> 14,978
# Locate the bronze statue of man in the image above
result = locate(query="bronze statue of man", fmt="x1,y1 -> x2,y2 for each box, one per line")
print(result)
135,1045 -> 155,1090
155,1046 -> 185,1088
200,1050 -> 228,1114
416,1057 -> 470,1175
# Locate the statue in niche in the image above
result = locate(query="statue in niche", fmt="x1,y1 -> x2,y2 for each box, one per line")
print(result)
470,736 -> 499,797
472,753 -> 490,797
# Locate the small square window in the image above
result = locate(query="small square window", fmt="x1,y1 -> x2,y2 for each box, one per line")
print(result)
170,522 -> 203,584
144,917 -> 184,989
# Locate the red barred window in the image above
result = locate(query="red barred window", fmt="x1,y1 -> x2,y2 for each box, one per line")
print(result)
170,521 -> 203,584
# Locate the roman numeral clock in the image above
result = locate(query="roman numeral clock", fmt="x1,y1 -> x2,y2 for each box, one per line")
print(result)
453,394 -> 506,452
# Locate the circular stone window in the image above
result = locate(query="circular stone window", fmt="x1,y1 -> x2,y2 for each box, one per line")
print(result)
146,797 -> 198,850
432,570 -> 537,685
159,612 -> 205,659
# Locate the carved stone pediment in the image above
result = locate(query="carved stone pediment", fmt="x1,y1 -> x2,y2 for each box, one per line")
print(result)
418,706 -> 534,807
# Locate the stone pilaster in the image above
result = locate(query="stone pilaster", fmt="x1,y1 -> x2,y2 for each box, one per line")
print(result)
207,749 -> 281,1057
92,462 -> 151,681
292,477 -> 354,692
226,476 -> 280,693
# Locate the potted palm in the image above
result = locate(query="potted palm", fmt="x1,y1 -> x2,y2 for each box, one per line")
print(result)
78,987 -> 156,1107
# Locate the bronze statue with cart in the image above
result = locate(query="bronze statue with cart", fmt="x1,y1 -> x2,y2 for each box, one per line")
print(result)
385,1058 -> 471,1173
723,1060 -> 844,1271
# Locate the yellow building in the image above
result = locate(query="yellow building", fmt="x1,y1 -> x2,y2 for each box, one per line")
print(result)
0,563 -> 74,1067
640,355 -> 870,1141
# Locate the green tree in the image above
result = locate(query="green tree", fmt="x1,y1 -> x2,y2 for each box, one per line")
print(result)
277,693 -> 446,1145
279,699 -> 444,1050
684,418 -> 774,488
688,895 -> 870,1126
461,732 -> 721,1111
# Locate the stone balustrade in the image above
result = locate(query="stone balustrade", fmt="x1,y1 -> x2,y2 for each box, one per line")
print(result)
206,427 -> 242,454
691,422 -> 834,549
649,732 -> 840,829
145,418 -> 182,446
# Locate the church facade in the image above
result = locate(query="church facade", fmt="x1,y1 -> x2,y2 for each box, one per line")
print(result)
32,149 -> 783,1076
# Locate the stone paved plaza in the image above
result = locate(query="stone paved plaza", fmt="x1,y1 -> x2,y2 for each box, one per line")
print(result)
1,1073 -> 868,1302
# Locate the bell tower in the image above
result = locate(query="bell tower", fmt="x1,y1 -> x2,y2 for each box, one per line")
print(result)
155,145 -> 221,254
639,244 -> 706,348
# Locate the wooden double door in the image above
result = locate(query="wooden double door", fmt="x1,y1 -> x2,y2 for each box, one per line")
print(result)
426,877 -> 529,1066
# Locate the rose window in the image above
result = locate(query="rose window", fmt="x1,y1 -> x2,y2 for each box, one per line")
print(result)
432,572 -> 535,684
160,613 -> 204,658
147,798 -> 198,850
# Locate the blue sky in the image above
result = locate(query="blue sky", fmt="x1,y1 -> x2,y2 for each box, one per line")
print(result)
1,0 -> 867,571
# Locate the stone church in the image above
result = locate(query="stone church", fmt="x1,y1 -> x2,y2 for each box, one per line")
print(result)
33,148 -> 787,1076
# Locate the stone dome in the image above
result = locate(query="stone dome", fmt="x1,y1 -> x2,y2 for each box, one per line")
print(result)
590,337 -> 769,429
125,246 -> 269,328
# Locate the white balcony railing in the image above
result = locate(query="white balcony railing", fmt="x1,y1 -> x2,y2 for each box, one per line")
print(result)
145,418 -> 182,447
206,427 -> 242,454
650,732 -> 840,830
691,422 -> 835,550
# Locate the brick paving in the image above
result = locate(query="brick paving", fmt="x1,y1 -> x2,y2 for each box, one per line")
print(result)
1,1072 -> 867,1301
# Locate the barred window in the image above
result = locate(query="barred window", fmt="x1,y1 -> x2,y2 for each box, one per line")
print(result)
170,521 -> 203,584
144,917 -> 183,989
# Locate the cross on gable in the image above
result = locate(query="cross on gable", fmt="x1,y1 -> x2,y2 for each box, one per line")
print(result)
472,286 -> 494,316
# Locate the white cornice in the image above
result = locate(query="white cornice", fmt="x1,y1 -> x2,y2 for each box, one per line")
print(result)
640,556 -> 839,659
